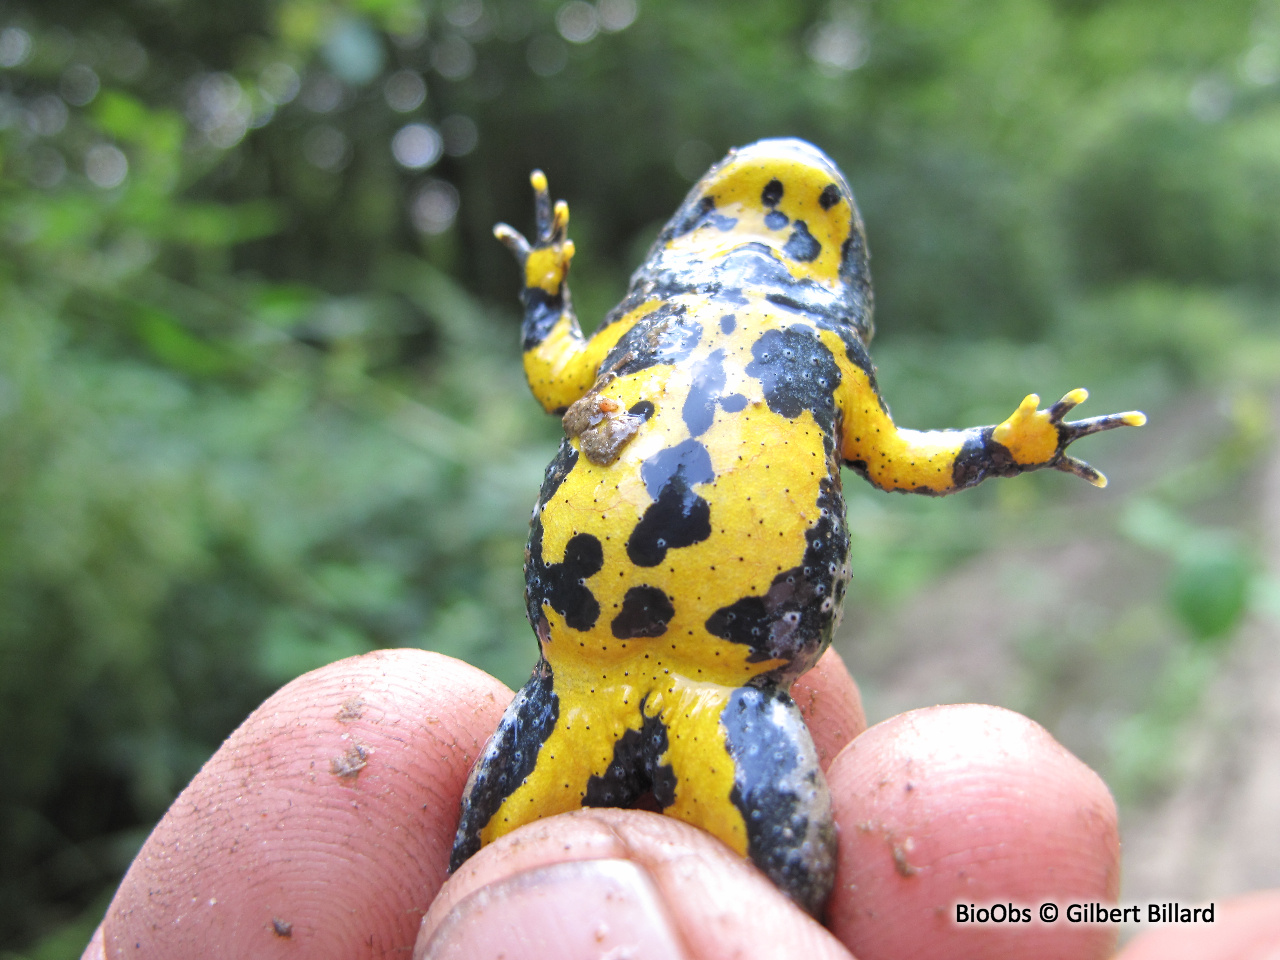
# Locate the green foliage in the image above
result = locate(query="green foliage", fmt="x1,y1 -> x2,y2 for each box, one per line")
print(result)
2,0 -> 1279,952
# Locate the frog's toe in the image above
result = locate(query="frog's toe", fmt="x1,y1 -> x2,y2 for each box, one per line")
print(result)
527,170 -> 570,245
1054,454 -> 1107,487
1047,387 -> 1089,422
1062,410 -> 1148,440
494,222 -> 531,263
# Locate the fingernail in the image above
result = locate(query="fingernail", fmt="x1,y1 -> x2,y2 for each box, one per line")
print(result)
419,859 -> 688,960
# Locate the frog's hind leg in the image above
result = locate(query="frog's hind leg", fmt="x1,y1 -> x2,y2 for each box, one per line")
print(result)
658,682 -> 836,917
450,659 -> 658,872
721,686 -> 837,917
449,658 -> 561,872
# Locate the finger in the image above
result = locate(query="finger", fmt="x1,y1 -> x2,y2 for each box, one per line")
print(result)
1115,889 -> 1280,960
824,704 -> 1120,960
789,647 -> 867,771
82,926 -> 104,960
1054,454 -> 1107,487
415,807 -> 855,960
99,649 -> 512,960
1047,388 -> 1088,423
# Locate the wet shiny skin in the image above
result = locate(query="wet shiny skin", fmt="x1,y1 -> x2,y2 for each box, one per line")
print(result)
449,139 -> 1144,916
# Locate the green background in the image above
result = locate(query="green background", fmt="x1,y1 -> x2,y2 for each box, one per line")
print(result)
3,0 -> 1278,953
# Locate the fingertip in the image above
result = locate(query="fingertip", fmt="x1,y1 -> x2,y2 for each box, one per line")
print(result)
1065,387 -> 1088,405
790,647 -> 867,771
825,704 -> 1119,960
1116,889 -> 1280,960
102,649 -> 513,959
81,925 -> 105,960
418,859 -> 687,960
1123,412 -> 1147,427
530,169 -> 548,192
420,809 -> 854,960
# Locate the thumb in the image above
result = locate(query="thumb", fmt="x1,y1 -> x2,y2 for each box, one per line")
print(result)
416,808 -> 853,960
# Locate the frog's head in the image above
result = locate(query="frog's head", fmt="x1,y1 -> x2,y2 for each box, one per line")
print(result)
643,138 -> 874,342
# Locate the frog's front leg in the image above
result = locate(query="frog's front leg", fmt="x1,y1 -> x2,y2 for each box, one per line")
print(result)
841,375 -> 1146,494
495,172 -> 602,413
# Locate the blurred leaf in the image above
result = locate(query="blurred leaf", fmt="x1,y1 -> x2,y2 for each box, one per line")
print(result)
163,202 -> 284,248
93,92 -> 183,157
1169,536 -> 1253,643
256,614 -> 374,684
133,307 -> 238,376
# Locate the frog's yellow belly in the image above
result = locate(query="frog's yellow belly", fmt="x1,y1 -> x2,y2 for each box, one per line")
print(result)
529,333 -> 850,690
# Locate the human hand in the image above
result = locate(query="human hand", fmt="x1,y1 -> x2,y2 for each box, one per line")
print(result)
85,647 -> 1135,959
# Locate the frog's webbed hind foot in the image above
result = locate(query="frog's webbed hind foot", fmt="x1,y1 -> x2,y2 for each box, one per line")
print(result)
719,686 -> 837,917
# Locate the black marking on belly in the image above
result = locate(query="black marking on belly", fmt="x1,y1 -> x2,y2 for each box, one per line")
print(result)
611,585 -> 676,639
683,348 -> 727,437
761,178 -> 784,207
952,426 -> 1020,490
450,658 -> 560,871
721,685 -> 835,917
673,195 -> 739,236
720,314 -> 736,333
828,322 -> 875,378
640,438 -> 715,497
782,221 -> 821,262
583,709 -> 676,809
764,210 -> 789,231
603,303 -> 701,377
628,399 -> 656,420
819,184 -> 841,210
705,476 -> 849,679
838,228 -> 874,342
520,288 -> 566,351
629,439 -> 715,567
714,247 -> 862,343
745,326 -> 842,429
524,442 -> 591,635
719,393 -> 747,413
536,439 -> 579,508
526,523 -> 604,632
717,243 -> 797,290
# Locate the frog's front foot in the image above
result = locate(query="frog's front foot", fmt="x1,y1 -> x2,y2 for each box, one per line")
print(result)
993,389 -> 1147,487
494,170 -> 575,296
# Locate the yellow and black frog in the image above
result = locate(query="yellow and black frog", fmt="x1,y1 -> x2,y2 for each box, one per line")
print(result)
449,138 -> 1144,916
